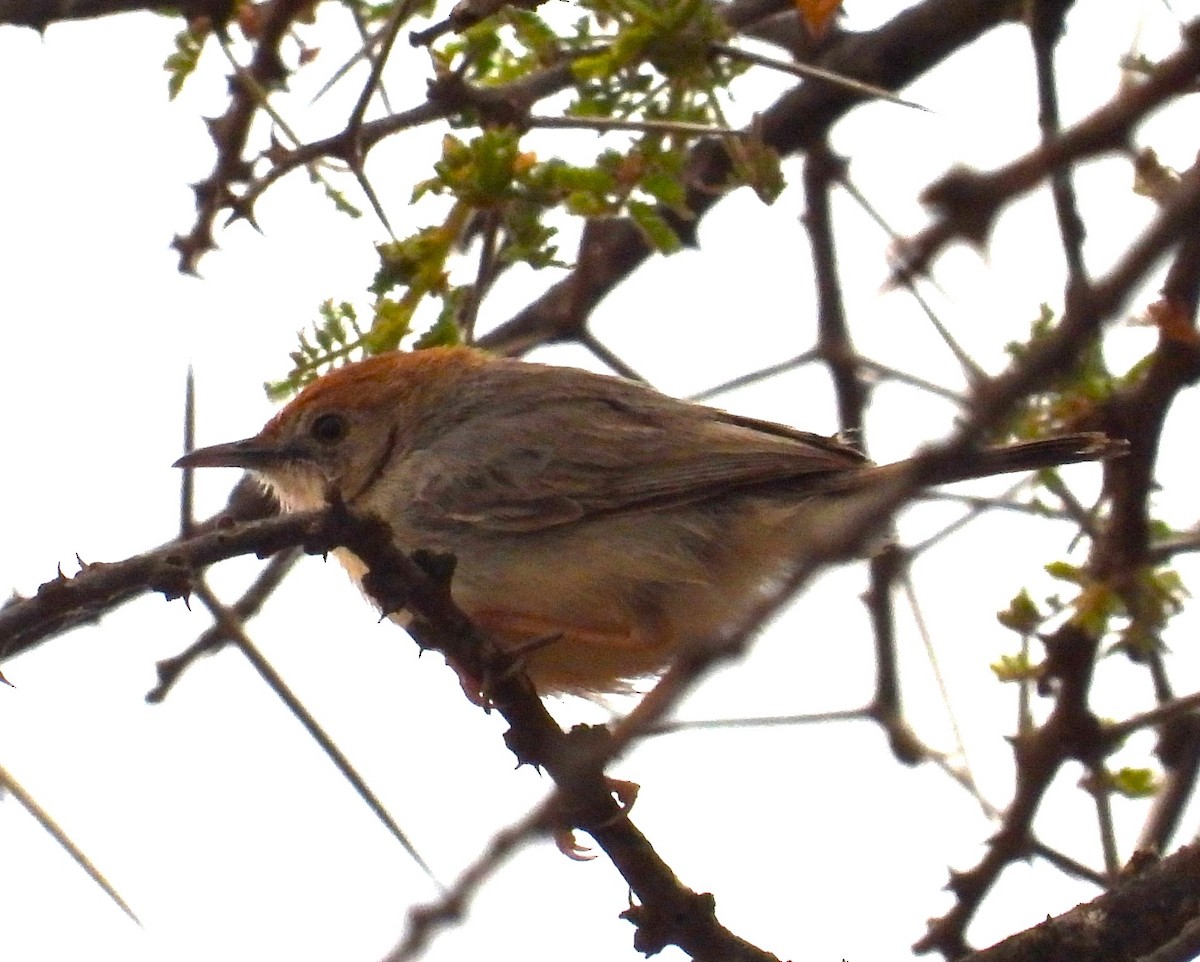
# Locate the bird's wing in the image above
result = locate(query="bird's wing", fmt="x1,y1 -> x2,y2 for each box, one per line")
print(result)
404,374 -> 868,533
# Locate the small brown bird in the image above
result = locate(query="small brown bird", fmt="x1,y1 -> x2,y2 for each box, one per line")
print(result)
177,347 -> 1121,696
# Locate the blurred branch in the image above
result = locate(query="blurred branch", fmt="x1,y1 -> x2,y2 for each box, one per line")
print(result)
917,157 -> 1200,959
711,40 -> 928,110
0,503 -> 782,961
186,0 -> 1015,294
172,0 -> 316,273
959,843 -> 1200,962
896,20 -> 1200,283
0,762 -> 139,924
1091,164 -> 1200,856
482,0 -> 1015,355
801,141 -> 925,762
387,804 -> 549,961
191,576 -> 440,883
146,548 -> 300,701
0,0 -> 230,28
1028,0 -> 1088,286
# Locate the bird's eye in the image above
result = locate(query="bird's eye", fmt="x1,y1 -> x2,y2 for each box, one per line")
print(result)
310,412 -> 347,444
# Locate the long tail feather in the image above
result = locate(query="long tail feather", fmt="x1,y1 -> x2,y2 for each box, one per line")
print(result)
935,432 -> 1128,485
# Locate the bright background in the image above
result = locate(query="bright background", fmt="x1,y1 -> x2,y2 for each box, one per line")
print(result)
3,2 -> 1200,960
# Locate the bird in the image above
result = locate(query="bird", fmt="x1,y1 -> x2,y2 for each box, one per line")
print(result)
176,346 -> 1123,698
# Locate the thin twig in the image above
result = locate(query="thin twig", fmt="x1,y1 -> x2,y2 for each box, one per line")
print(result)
686,350 -> 819,402
191,580 -> 441,887
902,573 -> 977,791
644,707 -> 870,735
458,208 -> 502,344
384,806 -> 550,962
711,41 -> 929,111
0,762 -> 139,924
856,357 -> 965,403
579,332 -> 649,382
1028,0 -> 1089,287
1104,689 -> 1200,744
908,476 -> 1032,556
528,114 -> 745,137
146,549 -> 301,702
180,367 -> 196,539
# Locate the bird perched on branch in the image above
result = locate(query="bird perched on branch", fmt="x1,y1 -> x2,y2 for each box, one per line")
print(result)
177,346 -> 1123,697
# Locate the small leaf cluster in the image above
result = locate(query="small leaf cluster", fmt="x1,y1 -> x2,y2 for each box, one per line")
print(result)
164,21 -> 207,100
1043,560 -> 1187,659
1109,565 -> 1189,661
273,123 -> 706,393
992,589 -> 1043,683
1107,766 -> 1159,799
267,300 -> 368,399
993,576 -> 1175,800
434,0 -> 770,202
435,8 -> 568,87
569,0 -> 740,120
268,0 -> 780,393
1080,765 -> 1160,800
1001,304 -> 1151,441
995,558 -> 1188,675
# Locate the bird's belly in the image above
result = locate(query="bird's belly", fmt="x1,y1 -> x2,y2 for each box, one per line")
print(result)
338,499 -> 811,695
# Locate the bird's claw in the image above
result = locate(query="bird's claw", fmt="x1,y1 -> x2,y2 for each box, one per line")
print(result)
553,775 -> 640,860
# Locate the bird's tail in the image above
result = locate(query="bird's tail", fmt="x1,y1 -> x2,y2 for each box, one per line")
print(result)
807,431 -> 1127,495
931,431 -> 1128,485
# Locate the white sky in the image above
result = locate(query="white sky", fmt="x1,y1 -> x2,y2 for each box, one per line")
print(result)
3,2 -> 1200,961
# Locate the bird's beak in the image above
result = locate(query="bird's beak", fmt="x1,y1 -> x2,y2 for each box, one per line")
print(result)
173,436 -> 292,471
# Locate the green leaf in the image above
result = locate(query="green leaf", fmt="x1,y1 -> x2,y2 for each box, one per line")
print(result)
998,303 -> 1135,441
1073,583 -> 1121,636
368,298 -> 416,352
500,203 -> 564,268
628,200 -> 681,253
372,229 -> 451,296
1115,622 -> 1161,659
415,290 -> 466,349
265,376 -> 299,401
997,588 -> 1042,635
164,27 -> 205,101
505,8 -> 560,61
1044,561 -> 1083,584
566,190 -> 613,217
1148,519 -> 1175,540
322,181 -> 363,219
1110,767 -> 1158,799
640,168 -> 687,208
737,137 -> 784,205
990,652 -> 1040,683
266,300 -> 369,400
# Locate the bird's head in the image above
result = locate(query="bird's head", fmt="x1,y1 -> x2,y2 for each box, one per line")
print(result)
175,347 -> 489,511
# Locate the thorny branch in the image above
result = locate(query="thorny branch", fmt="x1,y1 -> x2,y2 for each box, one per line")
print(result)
122,0 -> 1015,276
960,843 -> 1200,962
4,150 -> 1188,947
0,506 -> 779,961
7,0 -> 1200,959
916,158 -> 1200,959
896,19 -> 1200,285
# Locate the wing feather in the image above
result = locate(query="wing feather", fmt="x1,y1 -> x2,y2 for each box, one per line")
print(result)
403,362 -> 868,533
